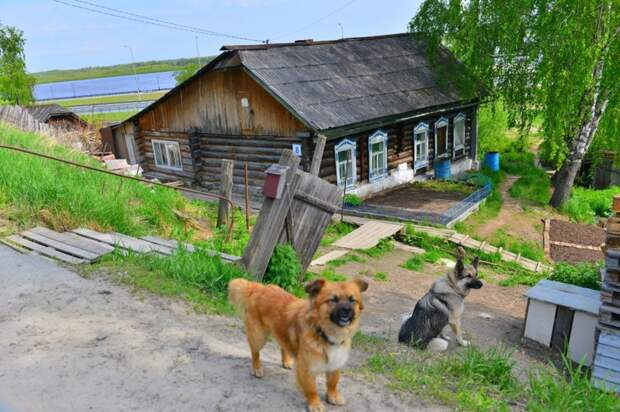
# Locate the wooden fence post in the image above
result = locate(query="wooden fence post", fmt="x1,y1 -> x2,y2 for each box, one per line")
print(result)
309,134 -> 327,176
242,150 -> 301,280
217,159 -> 234,227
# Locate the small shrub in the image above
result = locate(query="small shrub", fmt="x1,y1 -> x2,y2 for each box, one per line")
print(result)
264,244 -> 302,291
343,193 -> 363,206
502,150 -> 537,175
509,168 -> 551,205
373,271 -> 389,282
563,186 -> 620,224
358,238 -> 394,257
548,262 -> 602,290
403,254 -> 425,271
321,221 -> 355,246
527,357 -> 619,411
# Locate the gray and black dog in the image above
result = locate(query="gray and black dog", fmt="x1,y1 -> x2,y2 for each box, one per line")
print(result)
398,247 -> 483,351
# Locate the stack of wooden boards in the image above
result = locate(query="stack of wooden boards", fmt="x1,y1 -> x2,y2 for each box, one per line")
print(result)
592,195 -> 620,393
2,226 -> 240,265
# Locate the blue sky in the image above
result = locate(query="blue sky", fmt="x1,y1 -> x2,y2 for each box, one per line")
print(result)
2,0 -> 423,73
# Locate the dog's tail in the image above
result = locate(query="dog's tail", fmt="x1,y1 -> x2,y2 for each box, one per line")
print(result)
228,278 -> 261,314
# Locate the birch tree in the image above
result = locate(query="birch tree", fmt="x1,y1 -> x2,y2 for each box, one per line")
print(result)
411,0 -> 620,207
0,23 -> 35,105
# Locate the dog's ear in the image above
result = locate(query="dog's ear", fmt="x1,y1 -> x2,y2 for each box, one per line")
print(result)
456,246 -> 467,258
353,278 -> 369,293
472,256 -> 480,270
305,279 -> 326,298
455,257 -> 465,277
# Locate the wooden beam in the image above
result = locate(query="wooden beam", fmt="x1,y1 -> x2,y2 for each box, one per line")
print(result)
309,134 -> 327,176
217,159 -> 234,227
242,150 -> 301,280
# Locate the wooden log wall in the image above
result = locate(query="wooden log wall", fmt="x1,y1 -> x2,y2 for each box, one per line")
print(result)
198,133 -> 306,198
316,106 -> 476,186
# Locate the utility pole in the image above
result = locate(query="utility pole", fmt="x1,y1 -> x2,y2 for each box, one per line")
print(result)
195,36 -> 201,67
338,22 -> 344,39
123,45 -> 142,100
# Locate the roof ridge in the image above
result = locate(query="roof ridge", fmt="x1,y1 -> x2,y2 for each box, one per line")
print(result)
221,32 -> 412,51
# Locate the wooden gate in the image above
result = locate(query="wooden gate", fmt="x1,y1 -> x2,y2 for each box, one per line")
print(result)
243,150 -> 342,280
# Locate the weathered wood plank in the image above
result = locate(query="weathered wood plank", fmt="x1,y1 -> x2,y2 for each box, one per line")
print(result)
310,249 -> 349,266
7,235 -> 86,264
334,221 -> 403,250
72,229 -> 172,255
30,227 -> 114,255
217,159 -> 234,227
242,150 -> 301,279
310,134 -> 327,176
21,230 -> 100,261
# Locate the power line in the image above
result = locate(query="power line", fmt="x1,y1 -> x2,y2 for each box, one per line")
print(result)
272,0 -> 359,40
51,0 -> 263,43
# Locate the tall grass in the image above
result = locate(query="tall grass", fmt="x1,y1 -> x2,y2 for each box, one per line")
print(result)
563,186 -> 620,223
509,168 -> 551,205
0,124 -> 203,238
97,247 -> 248,314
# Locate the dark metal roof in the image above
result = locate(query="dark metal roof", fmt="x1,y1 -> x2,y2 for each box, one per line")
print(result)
117,33 -> 481,133
230,33 -> 480,132
26,104 -> 81,123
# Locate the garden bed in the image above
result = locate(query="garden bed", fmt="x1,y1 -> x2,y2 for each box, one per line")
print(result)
344,180 -> 482,225
547,219 -> 605,264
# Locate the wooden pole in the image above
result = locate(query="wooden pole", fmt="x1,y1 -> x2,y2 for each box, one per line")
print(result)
242,150 -> 301,280
309,134 -> 327,176
217,159 -> 234,228
244,161 -> 250,232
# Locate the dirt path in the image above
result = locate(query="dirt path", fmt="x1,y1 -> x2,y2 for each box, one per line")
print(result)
475,175 -> 538,240
0,245 -> 433,412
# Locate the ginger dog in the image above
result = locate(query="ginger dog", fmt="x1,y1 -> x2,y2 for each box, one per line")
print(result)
229,277 -> 368,412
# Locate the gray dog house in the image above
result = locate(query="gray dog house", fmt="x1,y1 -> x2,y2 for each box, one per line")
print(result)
524,280 -> 600,365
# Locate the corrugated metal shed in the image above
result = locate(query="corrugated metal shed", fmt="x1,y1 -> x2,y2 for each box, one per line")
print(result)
229,33 -> 478,132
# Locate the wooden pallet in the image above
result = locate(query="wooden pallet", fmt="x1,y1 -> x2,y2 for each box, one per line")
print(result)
3,227 -> 241,265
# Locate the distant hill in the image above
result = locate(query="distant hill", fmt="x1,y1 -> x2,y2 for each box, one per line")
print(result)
33,56 -> 214,84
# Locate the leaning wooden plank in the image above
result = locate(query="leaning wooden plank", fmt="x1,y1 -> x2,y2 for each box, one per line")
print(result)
394,242 -> 425,254
310,249 -> 349,267
30,227 -> 114,256
141,235 -> 196,253
0,238 -> 29,254
21,230 -> 100,261
7,235 -> 85,264
334,221 -> 403,250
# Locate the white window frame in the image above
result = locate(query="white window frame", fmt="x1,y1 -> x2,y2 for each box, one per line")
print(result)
434,117 -> 449,159
368,130 -> 388,182
453,113 -> 466,155
152,140 -> 183,171
334,138 -> 357,189
413,122 -> 429,169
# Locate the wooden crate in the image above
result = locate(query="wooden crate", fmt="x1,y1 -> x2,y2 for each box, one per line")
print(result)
601,285 -> 620,307
607,234 -> 620,250
608,217 -> 620,236
605,269 -> 620,286
613,195 -> 620,214
600,304 -> 620,329
606,249 -> 620,273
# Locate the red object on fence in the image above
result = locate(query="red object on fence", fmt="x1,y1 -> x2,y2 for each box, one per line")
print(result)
263,164 -> 288,199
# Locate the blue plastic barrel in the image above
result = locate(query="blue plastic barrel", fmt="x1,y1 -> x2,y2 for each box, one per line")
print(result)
484,151 -> 500,172
434,158 -> 451,180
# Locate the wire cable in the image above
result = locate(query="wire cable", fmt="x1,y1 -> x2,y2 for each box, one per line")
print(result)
52,0 -> 263,43
272,0 -> 359,41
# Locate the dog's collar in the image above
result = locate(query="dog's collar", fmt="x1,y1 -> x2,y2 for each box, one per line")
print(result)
316,326 -> 342,346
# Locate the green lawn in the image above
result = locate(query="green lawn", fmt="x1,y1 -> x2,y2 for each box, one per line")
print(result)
82,110 -> 139,124
44,91 -> 166,108
33,56 -> 213,84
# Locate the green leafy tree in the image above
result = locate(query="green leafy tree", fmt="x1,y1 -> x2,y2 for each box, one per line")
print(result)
174,63 -> 200,85
411,0 -> 620,207
0,23 -> 34,105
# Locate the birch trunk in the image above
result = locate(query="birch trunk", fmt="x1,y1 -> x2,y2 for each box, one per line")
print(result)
550,56 -> 611,206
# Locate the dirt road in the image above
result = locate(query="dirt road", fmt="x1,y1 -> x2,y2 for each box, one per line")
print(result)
0,245 -> 430,412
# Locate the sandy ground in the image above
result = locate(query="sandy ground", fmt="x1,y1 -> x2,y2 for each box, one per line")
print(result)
0,245 -> 437,412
